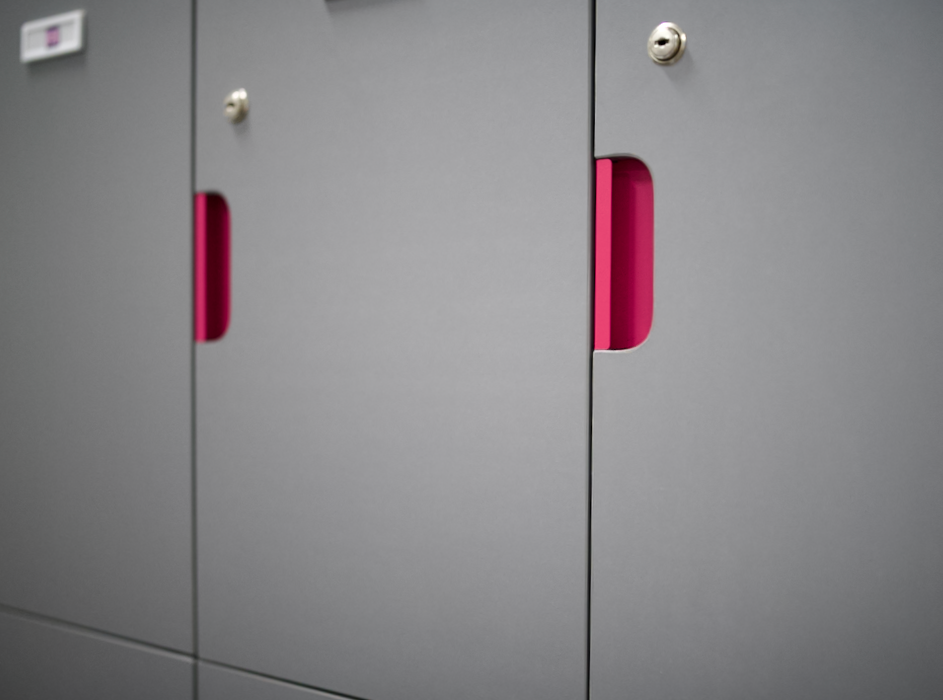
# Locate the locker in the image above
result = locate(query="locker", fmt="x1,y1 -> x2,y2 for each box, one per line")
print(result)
194,2 -> 591,698
0,610 -> 193,700
3,0 -> 943,697
591,1 -> 943,698
0,0 -> 193,651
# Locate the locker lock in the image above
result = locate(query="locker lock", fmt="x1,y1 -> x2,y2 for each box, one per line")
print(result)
647,22 -> 686,65
224,88 -> 249,124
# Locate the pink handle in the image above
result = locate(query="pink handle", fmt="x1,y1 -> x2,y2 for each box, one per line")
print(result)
194,193 -> 231,342
594,158 -> 654,350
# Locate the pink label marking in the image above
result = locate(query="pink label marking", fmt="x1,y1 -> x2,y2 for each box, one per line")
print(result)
46,26 -> 60,48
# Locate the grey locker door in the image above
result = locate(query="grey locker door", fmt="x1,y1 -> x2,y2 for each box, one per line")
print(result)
0,1 -> 193,650
592,2 -> 943,699
195,2 -> 590,699
0,610 -> 193,700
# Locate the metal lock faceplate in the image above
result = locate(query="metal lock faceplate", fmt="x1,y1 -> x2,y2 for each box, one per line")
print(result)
224,89 -> 249,124
648,22 -> 686,65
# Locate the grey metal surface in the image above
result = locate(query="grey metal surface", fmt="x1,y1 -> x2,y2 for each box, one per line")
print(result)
592,1 -> 943,698
195,1 -> 591,698
0,609 -> 193,700
0,0 -> 193,650
200,663 -> 348,700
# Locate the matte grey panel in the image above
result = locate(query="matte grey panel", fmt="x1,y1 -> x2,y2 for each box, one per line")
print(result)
0,1 -> 192,650
196,2 -> 590,698
0,610 -> 193,700
593,1 -> 943,698
200,663 -> 346,700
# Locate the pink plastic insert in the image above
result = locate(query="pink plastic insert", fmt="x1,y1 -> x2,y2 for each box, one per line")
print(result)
194,193 -> 230,342
594,158 -> 654,350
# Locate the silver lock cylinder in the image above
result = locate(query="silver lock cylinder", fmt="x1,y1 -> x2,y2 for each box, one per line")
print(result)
648,22 -> 686,65
224,88 -> 249,124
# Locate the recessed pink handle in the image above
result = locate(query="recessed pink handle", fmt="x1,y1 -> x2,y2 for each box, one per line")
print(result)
194,193 -> 230,343
594,158 -> 654,350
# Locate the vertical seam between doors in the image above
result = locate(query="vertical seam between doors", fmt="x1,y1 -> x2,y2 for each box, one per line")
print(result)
586,0 -> 597,698
190,1 -> 200,696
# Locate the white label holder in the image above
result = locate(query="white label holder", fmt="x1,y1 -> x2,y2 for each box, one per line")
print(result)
21,10 -> 86,64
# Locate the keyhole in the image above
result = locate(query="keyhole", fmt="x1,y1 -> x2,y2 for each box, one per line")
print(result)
224,89 -> 249,123
648,22 -> 685,64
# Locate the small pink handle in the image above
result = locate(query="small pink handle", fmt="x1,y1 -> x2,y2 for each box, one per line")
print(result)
194,193 -> 231,342
594,158 -> 654,350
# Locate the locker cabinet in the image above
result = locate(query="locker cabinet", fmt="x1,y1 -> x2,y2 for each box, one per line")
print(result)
591,1 -> 943,698
194,2 -> 591,699
0,610 -> 193,700
0,0 -> 193,651
4,0 -> 943,698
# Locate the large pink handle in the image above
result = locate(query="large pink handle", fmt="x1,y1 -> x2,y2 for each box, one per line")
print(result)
194,193 -> 231,343
594,158 -> 654,350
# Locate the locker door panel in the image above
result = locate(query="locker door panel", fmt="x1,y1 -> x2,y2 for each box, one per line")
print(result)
195,2 -> 590,699
592,2 -> 943,698
0,0 -> 193,650
200,663 -> 342,700
0,610 -> 193,700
